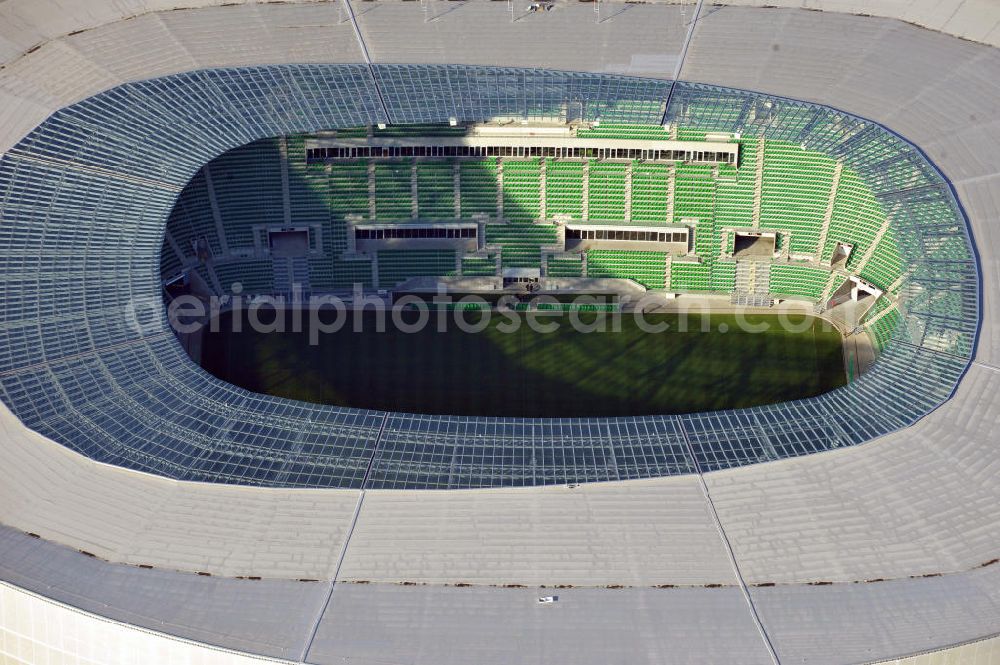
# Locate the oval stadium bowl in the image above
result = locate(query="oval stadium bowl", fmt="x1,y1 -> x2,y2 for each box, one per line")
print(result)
0,3 -> 996,664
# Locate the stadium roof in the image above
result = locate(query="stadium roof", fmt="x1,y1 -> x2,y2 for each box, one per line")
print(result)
0,1 -> 999,663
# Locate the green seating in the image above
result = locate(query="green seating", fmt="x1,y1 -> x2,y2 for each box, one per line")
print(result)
769,264 -> 830,300
675,127 -> 709,142
417,161 -> 455,219
714,139 -> 757,233
460,159 -> 499,218
166,126 -> 900,312
377,250 -> 456,288
374,161 -> 413,221
866,307 -> 901,351
576,123 -> 671,141
308,257 -> 373,290
669,261 -> 712,292
586,249 -> 666,289
209,138 -> 283,248
631,163 -> 670,224
214,260 -> 274,294
547,254 -> 584,277
545,161 -> 585,219
502,159 -> 542,223
710,261 -> 737,292
461,255 -> 497,277
486,224 -> 557,268
860,227 -> 903,292
588,162 -> 628,222
823,168 -> 883,267
327,160 -> 370,218
167,170 -> 224,258
373,123 -> 467,138
333,126 -> 369,139
674,164 -> 719,265
759,141 -> 836,257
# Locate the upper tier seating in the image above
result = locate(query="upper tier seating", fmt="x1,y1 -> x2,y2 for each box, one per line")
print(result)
759,141 -> 836,256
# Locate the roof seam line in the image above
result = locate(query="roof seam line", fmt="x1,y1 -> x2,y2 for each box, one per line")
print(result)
340,0 -> 392,124
679,424 -> 782,665
298,410 -> 390,663
660,0 -> 704,125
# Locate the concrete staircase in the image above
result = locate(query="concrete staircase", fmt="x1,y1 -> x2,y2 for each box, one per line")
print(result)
815,271 -> 840,313
754,261 -> 771,297
279,137 -> 292,226
732,259 -> 773,307
204,262 -> 225,296
854,215 -> 893,275
539,158 -> 547,220
496,159 -> 504,218
666,164 -> 676,223
817,161 -> 843,258
273,256 -> 311,295
201,165 -> 231,256
864,299 -> 899,327
290,256 -> 310,294
273,257 -> 291,293
410,161 -> 419,219
367,161 -> 376,220
751,136 -> 765,229
624,161 -> 633,223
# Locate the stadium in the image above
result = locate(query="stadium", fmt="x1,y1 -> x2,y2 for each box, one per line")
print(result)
0,1 -> 996,663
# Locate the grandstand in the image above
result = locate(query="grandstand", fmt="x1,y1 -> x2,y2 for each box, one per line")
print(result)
162,122 -> 905,323
0,1 -> 993,664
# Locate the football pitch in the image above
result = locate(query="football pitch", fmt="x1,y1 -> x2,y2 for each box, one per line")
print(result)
200,308 -> 847,417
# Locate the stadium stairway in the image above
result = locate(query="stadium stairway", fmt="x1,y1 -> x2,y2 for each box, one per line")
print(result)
732,260 -> 773,307
291,256 -> 310,293
853,214 -> 894,276
817,161 -> 843,254
666,164 -> 676,222
751,137 -> 765,228
273,257 -> 290,293
203,262 -> 224,296
624,161 -> 633,222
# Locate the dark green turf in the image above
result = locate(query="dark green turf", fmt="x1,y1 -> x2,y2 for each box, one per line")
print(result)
200,309 -> 846,417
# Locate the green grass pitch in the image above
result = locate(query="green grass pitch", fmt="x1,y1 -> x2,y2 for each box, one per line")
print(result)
200,309 -> 846,417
